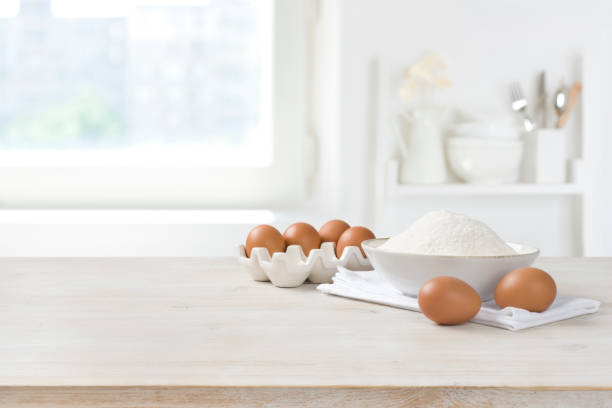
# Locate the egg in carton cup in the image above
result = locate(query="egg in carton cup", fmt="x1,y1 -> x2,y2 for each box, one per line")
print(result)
237,242 -> 372,288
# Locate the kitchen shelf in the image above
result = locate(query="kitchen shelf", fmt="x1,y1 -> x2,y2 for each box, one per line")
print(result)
386,161 -> 583,197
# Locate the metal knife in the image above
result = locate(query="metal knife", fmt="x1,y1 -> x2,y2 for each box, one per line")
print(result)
537,71 -> 548,128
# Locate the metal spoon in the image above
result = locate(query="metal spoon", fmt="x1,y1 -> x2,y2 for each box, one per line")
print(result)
554,81 -> 568,124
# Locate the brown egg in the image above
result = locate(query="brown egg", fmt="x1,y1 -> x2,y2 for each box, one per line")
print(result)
336,226 -> 375,258
245,225 -> 286,258
418,277 -> 481,325
283,222 -> 321,256
494,267 -> 557,312
319,219 -> 351,243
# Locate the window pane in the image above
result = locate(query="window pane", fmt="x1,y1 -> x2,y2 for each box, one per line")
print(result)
0,0 -> 272,166
0,1 -> 19,18
52,0 -> 130,18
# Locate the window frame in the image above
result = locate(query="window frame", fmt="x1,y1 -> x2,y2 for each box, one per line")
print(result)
0,0 -> 310,208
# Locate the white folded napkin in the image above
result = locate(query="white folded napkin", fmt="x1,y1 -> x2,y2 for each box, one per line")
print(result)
317,267 -> 600,331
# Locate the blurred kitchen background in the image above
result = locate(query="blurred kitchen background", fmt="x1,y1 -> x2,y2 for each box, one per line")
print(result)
0,0 -> 610,257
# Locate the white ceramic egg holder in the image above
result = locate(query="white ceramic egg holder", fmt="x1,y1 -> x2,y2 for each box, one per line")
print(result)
237,242 -> 372,288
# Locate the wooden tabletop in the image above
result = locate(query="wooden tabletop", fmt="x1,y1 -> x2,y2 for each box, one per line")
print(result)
0,257 -> 610,406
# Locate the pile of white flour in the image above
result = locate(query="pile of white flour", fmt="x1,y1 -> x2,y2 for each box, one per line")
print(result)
380,210 -> 516,256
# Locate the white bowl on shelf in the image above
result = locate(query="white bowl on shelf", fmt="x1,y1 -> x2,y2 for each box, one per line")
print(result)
446,137 -> 523,184
362,238 -> 540,301
450,122 -> 521,140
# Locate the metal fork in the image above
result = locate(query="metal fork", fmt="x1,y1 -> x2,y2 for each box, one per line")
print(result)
510,82 -> 536,131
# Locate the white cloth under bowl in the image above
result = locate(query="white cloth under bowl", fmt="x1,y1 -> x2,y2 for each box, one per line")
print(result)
317,267 -> 600,331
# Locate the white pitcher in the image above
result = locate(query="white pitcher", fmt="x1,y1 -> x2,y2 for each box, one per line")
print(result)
394,107 -> 448,184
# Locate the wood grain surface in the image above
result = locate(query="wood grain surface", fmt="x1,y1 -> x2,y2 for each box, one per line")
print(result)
1,387 -> 612,408
0,257 -> 610,406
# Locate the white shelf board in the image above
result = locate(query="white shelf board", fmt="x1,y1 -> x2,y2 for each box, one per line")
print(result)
386,162 -> 583,196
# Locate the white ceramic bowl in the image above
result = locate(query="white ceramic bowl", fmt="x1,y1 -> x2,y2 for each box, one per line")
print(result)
362,238 -> 539,300
446,137 -> 523,184
450,122 -> 521,140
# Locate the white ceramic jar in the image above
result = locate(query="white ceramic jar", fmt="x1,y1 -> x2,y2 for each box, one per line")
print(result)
395,107 -> 448,184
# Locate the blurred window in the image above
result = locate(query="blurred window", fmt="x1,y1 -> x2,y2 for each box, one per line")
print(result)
0,0 -> 272,167
0,0 -> 308,207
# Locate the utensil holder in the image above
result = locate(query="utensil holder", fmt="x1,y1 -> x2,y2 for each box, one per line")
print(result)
521,128 -> 567,183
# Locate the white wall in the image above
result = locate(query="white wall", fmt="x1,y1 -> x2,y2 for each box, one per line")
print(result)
314,0 -> 612,256
7,1 -> 610,257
